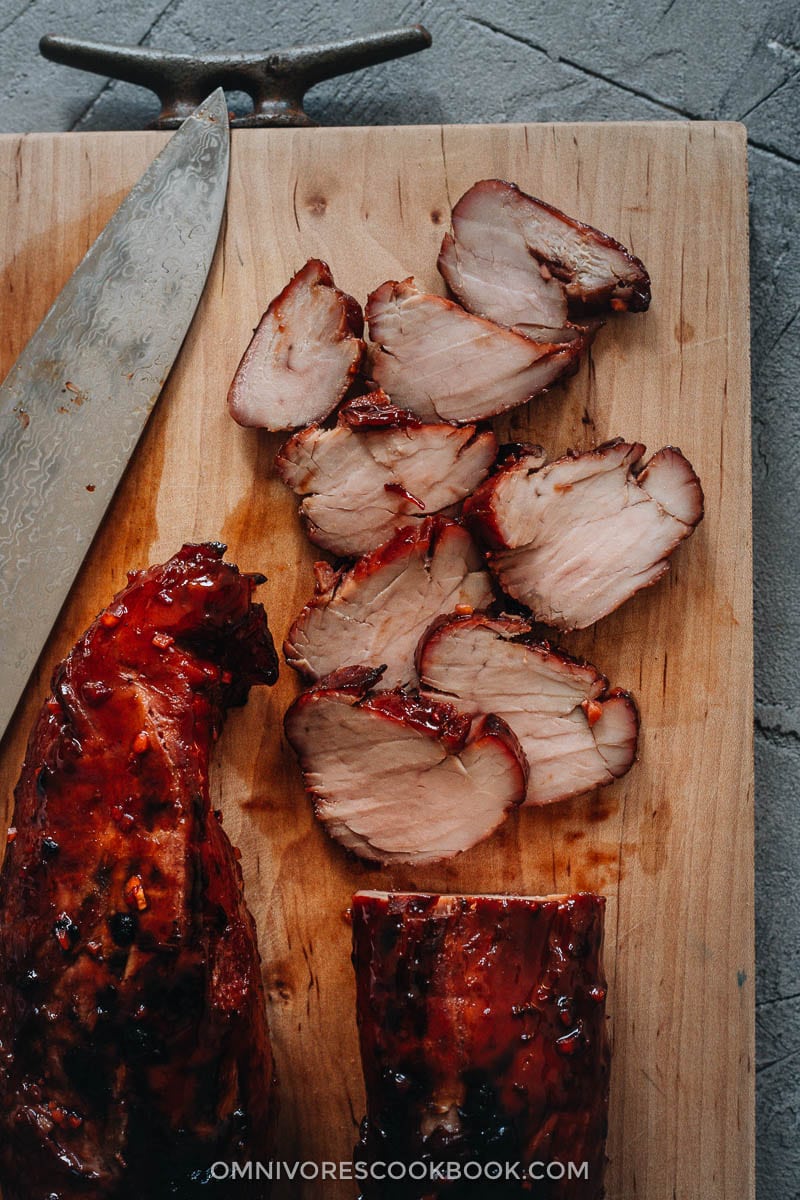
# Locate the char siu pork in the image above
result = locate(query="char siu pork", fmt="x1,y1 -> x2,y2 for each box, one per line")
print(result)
352,890 -> 610,1199
438,179 -> 650,334
365,278 -> 586,423
418,612 -> 638,806
0,544 -> 278,1200
284,668 -> 526,865
284,517 -> 493,688
228,258 -> 365,430
465,440 -> 704,630
275,391 -> 497,557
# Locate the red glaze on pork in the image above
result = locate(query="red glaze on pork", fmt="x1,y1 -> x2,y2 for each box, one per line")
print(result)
283,517 -> 493,689
365,278 -> 586,423
352,890 -> 610,1199
418,612 -> 638,805
438,179 -> 651,329
227,258 -> 365,430
0,544 -> 278,1200
284,668 -> 526,865
338,391 -> 424,430
465,439 -> 704,630
275,391 -> 497,557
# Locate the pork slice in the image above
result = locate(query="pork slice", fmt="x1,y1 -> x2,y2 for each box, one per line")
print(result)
228,258 -> 365,430
365,278 -> 585,423
284,667 -> 526,865
283,517 -> 493,688
275,391 -> 497,556
438,204 -> 569,332
439,179 -> 651,321
465,440 -> 704,630
352,890 -> 610,1199
418,612 -> 638,805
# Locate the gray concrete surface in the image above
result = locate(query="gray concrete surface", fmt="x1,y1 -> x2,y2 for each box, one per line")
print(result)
0,0 -> 797,1194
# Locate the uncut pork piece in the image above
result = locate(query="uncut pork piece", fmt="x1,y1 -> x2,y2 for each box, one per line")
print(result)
228,258 -> 365,430
352,890 -> 610,1199
284,517 -> 493,688
438,178 -> 651,335
365,278 -> 586,423
465,439 -> 704,630
284,667 -> 526,865
0,544 -> 278,1200
275,391 -> 497,557
418,612 -> 638,806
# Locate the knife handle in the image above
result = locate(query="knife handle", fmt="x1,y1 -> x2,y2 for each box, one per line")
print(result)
40,27 -> 432,128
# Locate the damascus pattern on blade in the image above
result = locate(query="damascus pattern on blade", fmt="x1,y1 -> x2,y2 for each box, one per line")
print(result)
0,90 -> 229,735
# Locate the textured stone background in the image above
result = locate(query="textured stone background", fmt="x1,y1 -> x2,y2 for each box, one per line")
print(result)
0,0 -> 797,1193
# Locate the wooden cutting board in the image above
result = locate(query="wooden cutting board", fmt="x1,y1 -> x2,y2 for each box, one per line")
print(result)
0,121 -> 753,1199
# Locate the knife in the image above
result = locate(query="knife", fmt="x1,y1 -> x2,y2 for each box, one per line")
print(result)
0,88 -> 230,741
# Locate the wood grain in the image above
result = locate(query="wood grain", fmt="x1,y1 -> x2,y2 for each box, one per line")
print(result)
0,121 -> 753,1199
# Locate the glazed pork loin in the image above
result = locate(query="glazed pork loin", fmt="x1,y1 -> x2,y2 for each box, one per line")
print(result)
284,667 -> 526,865
284,516 -> 493,689
365,277 -> 587,423
465,439 -> 704,630
352,890 -> 610,1199
418,612 -> 638,806
0,544 -> 278,1200
275,391 -> 497,557
228,258 -> 365,431
438,178 -> 651,337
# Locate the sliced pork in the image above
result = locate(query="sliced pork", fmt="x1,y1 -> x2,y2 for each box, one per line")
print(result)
275,391 -> 497,557
465,440 -> 704,630
365,278 -> 586,423
284,667 -> 526,865
418,612 -> 638,806
438,179 -> 651,331
228,258 -> 365,430
284,517 -> 493,688
352,890 -> 610,1199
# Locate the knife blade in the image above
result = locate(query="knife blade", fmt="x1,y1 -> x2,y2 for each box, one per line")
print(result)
0,88 -> 230,741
